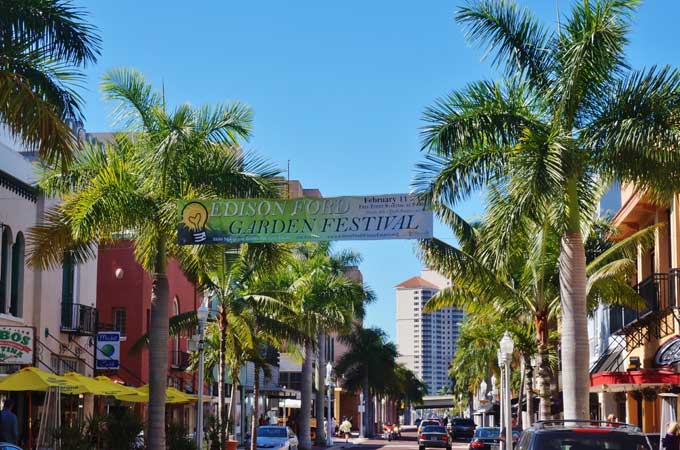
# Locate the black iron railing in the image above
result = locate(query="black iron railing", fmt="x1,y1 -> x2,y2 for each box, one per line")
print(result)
60,303 -> 97,335
170,351 -> 190,370
610,271 -> 679,333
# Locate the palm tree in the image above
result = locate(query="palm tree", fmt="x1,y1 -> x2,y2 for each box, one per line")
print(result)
275,243 -> 372,450
335,326 -> 399,437
416,0 -> 680,418
26,68 -> 279,450
0,0 -> 101,169
386,365 -> 427,424
420,211 -> 654,420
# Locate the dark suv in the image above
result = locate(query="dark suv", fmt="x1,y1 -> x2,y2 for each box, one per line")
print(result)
447,418 -> 476,440
516,420 -> 652,450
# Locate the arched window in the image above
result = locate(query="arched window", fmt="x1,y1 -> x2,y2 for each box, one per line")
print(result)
0,226 -> 12,314
10,232 -> 24,317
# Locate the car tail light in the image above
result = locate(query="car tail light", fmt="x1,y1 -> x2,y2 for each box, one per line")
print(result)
470,440 -> 485,449
419,435 -> 425,440
442,434 -> 448,441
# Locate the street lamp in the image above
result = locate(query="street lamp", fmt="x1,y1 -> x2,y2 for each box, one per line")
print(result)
479,380 -> 488,426
196,302 -> 209,450
359,392 -> 365,439
499,332 -> 514,450
325,361 -> 335,446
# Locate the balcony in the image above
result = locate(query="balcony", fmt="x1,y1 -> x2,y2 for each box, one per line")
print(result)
609,269 -> 680,334
170,351 -> 190,370
60,303 -> 97,336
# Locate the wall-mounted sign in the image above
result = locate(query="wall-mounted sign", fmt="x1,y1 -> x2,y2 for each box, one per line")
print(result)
655,336 -> 680,367
96,331 -> 120,370
0,326 -> 33,365
178,194 -> 433,245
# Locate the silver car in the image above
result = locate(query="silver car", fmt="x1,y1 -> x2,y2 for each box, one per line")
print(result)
256,426 -> 299,450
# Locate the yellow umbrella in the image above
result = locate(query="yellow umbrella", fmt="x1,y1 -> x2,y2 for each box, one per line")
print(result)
62,372 -> 139,397
0,367 -> 80,393
115,385 -> 195,404
93,375 -> 140,397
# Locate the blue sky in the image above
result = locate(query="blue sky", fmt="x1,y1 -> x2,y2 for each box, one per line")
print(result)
74,0 -> 680,341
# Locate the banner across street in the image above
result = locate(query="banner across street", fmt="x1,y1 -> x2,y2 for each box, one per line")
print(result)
178,194 -> 433,244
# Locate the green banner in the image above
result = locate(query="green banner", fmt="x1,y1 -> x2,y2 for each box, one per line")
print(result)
177,194 -> 432,245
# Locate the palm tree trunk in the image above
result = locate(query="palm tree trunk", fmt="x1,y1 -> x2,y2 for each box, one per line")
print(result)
537,346 -> 551,421
517,360 -> 525,429
362,377 -> 370,437
226,369 -> 239,438
148,239 -> 169,450
219,313 -> 228,447
315,330 -> 326,445
559,229 -> 590,420
523,356 -> 533,429
250,364 -> 260,450
299,342 -> 314,450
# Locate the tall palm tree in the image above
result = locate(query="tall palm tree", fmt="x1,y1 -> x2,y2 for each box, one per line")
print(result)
420,211 -> 654,420
0,0 -> 101,169
335,326 -> 399,437
416,0 -> 680,418
275,243 -> 372,450
26,68 -> 279,450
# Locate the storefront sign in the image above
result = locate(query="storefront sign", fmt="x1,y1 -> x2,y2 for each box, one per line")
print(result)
178,194 -> 433,244
96,331 -> 120,370
655,336 -> 680,367
0,326 -> 33,365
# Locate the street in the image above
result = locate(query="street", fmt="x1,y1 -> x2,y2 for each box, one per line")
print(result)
332,431 -> 469,450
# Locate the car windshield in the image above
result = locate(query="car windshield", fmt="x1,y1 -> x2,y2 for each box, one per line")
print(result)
535,431 -> 650,450
258,428 -> 287,438
422,426 -> 447,433
475,428 -> 500,439
422,421 -> 439,427
453,419 -> 475,426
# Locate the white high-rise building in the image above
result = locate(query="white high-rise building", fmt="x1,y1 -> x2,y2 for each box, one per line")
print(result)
395,268 -> 464,395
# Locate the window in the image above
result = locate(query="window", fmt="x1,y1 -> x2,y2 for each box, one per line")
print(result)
172,297 -> 180,355
113,309 -> 127,336
62,251 -> 75,304
0,227 -> 10,313
9,232 -> 23,317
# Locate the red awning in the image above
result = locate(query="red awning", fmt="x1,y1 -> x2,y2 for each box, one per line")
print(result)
590,369 -> 680,392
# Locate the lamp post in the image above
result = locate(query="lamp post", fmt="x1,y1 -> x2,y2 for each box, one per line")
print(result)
196,302 -> 209,450
499,332 -> 514,450
282,385 -> 287,426
480,380 -> 488,426
325,362 -> 335,446
359,392 -> 365,439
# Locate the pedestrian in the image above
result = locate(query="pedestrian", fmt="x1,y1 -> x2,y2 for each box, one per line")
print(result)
340,417 -> 352,443
606,413 -> 619,427
331,417 -> 337,437
663,422 -> 680,450
259,414 -> 267,426
0,398 -> 18,444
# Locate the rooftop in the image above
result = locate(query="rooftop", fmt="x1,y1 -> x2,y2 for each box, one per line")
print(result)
395,276 -> 439,290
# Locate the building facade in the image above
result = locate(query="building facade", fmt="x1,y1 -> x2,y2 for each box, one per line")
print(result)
0,130 -> 98,448
396,269 -> 463,395
589,183 -> 680,433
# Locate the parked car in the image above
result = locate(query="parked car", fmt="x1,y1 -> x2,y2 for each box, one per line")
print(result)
517,420 -> 652,450
418,425 -> 451,450
0,445 -> 20,450
418,419 -> 441,433
256,426 -> 299,450
469,427 -> 501,450
447,418 -> 476,440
